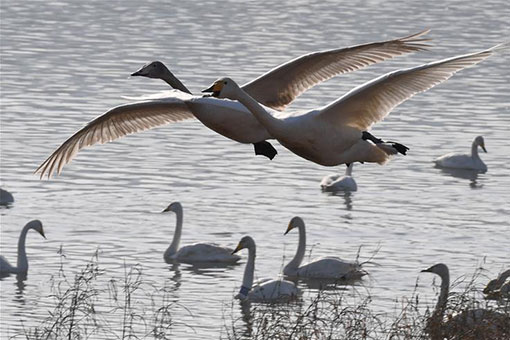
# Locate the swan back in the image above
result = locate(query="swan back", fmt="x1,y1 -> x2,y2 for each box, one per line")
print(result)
248,279 -> 299,302
0,188 -> 14,205
320,164 -> 357,192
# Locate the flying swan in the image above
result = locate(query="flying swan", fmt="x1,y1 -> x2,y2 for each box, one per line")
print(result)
203,44 -> 506,167
162,202 -> 240,264
283,216 -> 365,280
421,263 -> 509,340
232,236 -> 299,302
35,30 -> 430,178
434,135 -> 488,172
0,220 -> 46,276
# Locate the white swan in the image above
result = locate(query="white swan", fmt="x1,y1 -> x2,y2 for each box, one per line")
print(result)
0,220 -> 46,275
434,136 -> 488,172
162,202 -> 240,264
232,236 -> 299,302
283,217 -> 364,280
204,44 -> 506,167
421,263 -> 509,340
0,188 -> 14,205
35,31 -> 431,178
320,163 -> 357,192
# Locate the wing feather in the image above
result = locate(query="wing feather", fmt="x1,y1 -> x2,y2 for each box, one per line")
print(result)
242,30 -> 431,110
319,44 -> 506,130
36,98 -> 195,178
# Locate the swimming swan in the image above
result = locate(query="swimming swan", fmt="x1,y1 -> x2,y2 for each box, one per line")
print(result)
283,217 -> 364,280
434,136 -> 488,172
484,269 -> 510,300
35,30 -> 430,178
0,220 -> 46,276
162,202 -> 240,264
232,236 -> 299,301
0,188 -> 14,205
320,163 -> 357,192
421,263 -> 509,340
204,44 -> 506,167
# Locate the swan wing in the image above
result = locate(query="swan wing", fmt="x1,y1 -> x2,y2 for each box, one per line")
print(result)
319,44 -> 505,130
36,97 -> 195,179
0,255 -> 15,273
241,30 -> 430,111
177,243 -> 240,263
250,279 -> 298,301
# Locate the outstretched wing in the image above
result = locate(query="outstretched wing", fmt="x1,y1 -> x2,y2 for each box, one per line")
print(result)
319,44 -> 505,130
241,30 -> 430,111
36,97 -> 195,179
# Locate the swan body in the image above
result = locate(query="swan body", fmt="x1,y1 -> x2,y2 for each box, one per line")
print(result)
0,220 -> 46,275
205,44 -> 505,167
36,30 -> 431,178
0,188 -> 14,205
421,263 -> 509,339
283,217 -> 364,280
320,163 -> 357,192
484,269 -> 510,300
434,136 -> 488,172
162,202 -> 240,264
232,236 -> 299,302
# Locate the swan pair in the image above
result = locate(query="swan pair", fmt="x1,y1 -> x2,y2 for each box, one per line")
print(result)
0,220 -> 46,277
203,44 -> 505,169
434,135 -> 488,172
421,263 -> 509,339
36,30 -> 431,178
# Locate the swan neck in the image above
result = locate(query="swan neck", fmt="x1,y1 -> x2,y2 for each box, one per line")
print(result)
471,141 -> 480,159
163,70 -> 191,94
241,245 -> 256,292
165,207 -> 183,259
435,271 -> 450,317
285,224 -> 306,272
16,225 -> 30,273
234,88 -> 280,129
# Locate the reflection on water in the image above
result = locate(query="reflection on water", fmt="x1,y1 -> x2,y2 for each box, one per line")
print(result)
435,166 -> 484,188
1,0 -> 509,338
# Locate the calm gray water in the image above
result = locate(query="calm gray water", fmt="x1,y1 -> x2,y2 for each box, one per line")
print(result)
1,0 -> 509,338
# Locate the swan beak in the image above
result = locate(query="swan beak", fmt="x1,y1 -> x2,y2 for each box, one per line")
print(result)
481,144 -> 487,153
162,207 -> 170,213
421,268 -> 432,273
39,229 -> 47,239
284,223 -> 293,235
231,243 -> 242,255
202,81 -> 223,97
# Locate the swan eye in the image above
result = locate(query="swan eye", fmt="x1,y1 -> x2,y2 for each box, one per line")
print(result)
224,81 -> 227,85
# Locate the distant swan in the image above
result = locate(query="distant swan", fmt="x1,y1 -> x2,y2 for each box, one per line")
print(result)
232,236 -> 299,301
36,30 -> 430,178
434,136 -> 488,172
204,44 -> 505,167
320,163 -> 357,192
484,269 -> 510,300
421,263 -> 509,340
283,217 -> 364,280
162,202 -> 240,264
0,220 -> 46,276
0,188 -> 14,205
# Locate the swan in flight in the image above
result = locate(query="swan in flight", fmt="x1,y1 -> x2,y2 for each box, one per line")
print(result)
484,269 -> 510,300
204,44 -> 506,167
0,220 -> 46,276
162,202 -> 240,264
0,188 -> 14,205
232,236 -> 299,302
434,136 -> 488,172
320,163 -> 357,192
35,30 -> 431,178
283,217 -> 364,280
421,263 -> 509,340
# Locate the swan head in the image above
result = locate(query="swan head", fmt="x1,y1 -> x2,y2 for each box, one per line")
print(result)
284,216 -> 305,235
162,201 -> 183,214
202,77 -> 240,99
131,61 -> 169,79
474,135 -> 487,153
27,219 -> 46,239
231,236 -> 255,255
421,263 -> 449,279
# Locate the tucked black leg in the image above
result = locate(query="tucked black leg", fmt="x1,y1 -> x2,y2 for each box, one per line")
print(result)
362,131 -> 383,144
253,141 -> 277,160
346,163 -> 351,168
388,142 -> 409,155
362,131 -> 409,156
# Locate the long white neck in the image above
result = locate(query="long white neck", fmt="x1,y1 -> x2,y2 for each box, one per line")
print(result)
16,225 -> 31,273
231,88 -> 283,133
162,69 -> 191,94
284,224 -> 306,273
241,244 -> 256,292
164,206 -> 183,260
471,141 -> 480,159
345,164 -> 353,176
435,269 -> 450,318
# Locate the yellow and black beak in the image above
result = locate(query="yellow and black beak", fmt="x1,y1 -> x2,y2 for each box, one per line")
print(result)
421,267 -> 432,273
231,242 -> 243,255
284,222 -> 293,235
202,81 -> 223,97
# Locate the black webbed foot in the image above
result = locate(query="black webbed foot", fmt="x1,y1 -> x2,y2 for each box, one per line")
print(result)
253,141 -> 277,160
389,142 -> 409,155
